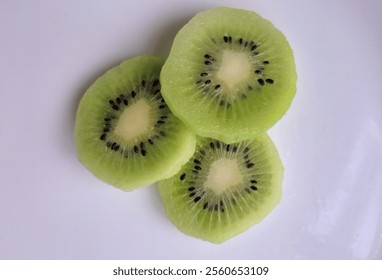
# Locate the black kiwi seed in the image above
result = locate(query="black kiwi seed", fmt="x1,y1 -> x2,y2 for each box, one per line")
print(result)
250,179 -> 257,184
247,162 -> 255,169
180,173 -> 186,180
205,80 -> 211,85
194,165 -> 202,171
204,54 -> 214,60
100,134 -> 107,141
265,79 -> 274,84
223,36 -> 228,42
103,128 -> 109,132
159,104 -> 166,109
188,187 -> 195,192
148,139 -> 154,145
204,61 -> 212,65
133,145 -> 139,153
131,91 -> 136,98
193,159 -> 201,165
255,70 -> 262,74
216,142 -> 221,149
243,147 -> 249,154
232,146 -> 238,152
251,45 -> 257,51
210,142 -> 215,149
112,105 -> 119,111
106,141 -> 112,147
116,97 -> 121,104
140,142 -> 146,156
215,84 -> 221,90
203,203 -> 209,209
263,61 -> 270,64
194,196 -> 201,203
239,38 -> 243,44
257,79 -> 265,86
152,79 -> 159,87
189,192 -> 196,197
104,118 -> 111,122
200,72 -> 208,77
141,80 -> 146,87
123,99 -> 128,105
109,100 -> 114,105
250,186 -> 258,191
111,142 -> 116,149
226,144 -> 231,151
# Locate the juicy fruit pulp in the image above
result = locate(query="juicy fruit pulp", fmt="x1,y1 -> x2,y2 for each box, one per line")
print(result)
158,134 -> 283,243
74,56 -> 196,191
160,7 -> 297,143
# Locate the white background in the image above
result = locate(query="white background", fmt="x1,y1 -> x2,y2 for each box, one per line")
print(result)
1,0 -> 381,259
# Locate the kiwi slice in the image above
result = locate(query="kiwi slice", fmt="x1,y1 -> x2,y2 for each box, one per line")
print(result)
160,7 -> 297,143
158,134 -> 283,243
74,56 -> 196,191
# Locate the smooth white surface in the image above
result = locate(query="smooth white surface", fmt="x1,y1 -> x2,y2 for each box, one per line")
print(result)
1,0 -> 381,259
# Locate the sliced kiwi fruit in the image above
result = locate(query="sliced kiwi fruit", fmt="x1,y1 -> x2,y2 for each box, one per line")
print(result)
160,7 -> 297,143
158,134 -> 283,243
74,56 -> 196,191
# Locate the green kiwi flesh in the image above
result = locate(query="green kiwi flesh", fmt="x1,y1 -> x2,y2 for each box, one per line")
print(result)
158,134 -> 283,243
74,56 -> 196,191
160,7 -> 297,143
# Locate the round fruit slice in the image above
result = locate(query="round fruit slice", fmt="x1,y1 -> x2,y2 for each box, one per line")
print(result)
160,7 -> 297,143
74,56 -> 196,191
158,134 -> 283,243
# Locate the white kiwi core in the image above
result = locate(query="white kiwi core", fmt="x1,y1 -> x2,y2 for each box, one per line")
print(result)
114,98 -> 154,141
204,158 -> 243,194
216,50 -> 252,91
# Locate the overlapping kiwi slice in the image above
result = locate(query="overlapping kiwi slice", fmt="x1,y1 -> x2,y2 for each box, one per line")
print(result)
75,7 -> 293,243
160,7 -> 297,143
158,134 -> 283,243
74,56 -> 196,191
